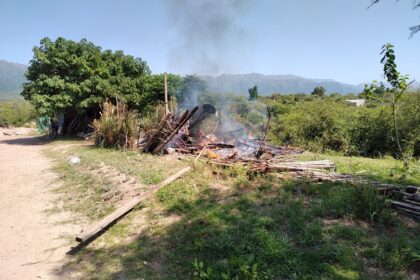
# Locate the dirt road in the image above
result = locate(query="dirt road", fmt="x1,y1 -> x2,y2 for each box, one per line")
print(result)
0,129 -> 79,279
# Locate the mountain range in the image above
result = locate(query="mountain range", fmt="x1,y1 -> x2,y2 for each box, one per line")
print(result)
1,59 -> 418,99
200,73 -> 365,95
0,60 -> 27,99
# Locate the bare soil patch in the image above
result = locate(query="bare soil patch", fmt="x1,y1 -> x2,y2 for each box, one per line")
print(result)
0,128 -> 80,279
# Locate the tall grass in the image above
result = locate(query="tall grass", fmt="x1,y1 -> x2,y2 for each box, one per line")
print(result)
93,101 -> 139,149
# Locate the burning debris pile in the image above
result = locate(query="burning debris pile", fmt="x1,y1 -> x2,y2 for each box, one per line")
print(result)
137,103 -> 338,174
139,106 -> 200,154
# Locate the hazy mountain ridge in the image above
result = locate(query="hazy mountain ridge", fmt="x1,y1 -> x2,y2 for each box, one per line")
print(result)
0,60 -> 27,99
200,73 -> 365,95
1,60 -> 417,99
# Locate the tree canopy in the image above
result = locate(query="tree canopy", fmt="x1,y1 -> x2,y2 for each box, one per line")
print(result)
248,85 -> 259,100
311,86 -> 326,97
22,37 -> 177,116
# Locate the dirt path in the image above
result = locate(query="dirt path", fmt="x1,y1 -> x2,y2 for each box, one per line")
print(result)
0,128 -> 79,280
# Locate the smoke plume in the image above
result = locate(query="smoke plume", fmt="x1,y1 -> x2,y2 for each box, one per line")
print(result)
165,0 -> 252,75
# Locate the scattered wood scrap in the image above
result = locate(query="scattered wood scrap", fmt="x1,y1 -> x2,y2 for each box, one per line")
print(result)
390,193 -> 420,220
211,156 -> 420,220
75,166 -> 191,244
210,159 -> 335,173
271,169 -> 420,220
252,160 -> 336,173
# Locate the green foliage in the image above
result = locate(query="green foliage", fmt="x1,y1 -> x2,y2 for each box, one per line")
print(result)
311,86 -> 326,97
47,142 -> 420,279
352,186 -> 392,223
380,44 -> 408,91
145,73 -> 183,112
264,92 -> 420,158
193,259 -> 213,279
287,182 -> 393,224
22,37 -> 152,116
93,101 -> 139,149
156,178 -> 417,279
0,100 -> 35,127
363,44 -> 415,168
268,98 -> 351,153
248,85 -> 259,101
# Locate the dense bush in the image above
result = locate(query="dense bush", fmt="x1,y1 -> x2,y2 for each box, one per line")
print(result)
22,37 -> 183,128
268,98 -> 353,153
0,100 -> 35,127
264,92 -> 420,158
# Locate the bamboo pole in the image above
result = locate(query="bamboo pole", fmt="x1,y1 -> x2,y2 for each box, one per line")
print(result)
164,73 -> 169,115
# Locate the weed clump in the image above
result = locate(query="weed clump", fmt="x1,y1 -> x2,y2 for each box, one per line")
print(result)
93,101 -> 139,149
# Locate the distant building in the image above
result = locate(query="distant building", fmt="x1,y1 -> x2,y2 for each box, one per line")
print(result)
345,99 -> 365,107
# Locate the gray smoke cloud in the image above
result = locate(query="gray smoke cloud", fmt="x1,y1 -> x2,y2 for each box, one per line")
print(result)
165,0 -> 252,75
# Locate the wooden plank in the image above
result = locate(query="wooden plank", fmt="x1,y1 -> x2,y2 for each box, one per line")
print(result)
394,206 -> 420,219
403,198 -> 420,207
266,160 -> 336,172
390,200 -> 420,212
75,166 -> 191,243
269,160 -> 335,166
395,191 -> 420,202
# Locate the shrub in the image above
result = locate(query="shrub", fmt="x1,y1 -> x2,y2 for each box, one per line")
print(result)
0,100 -> 35,127
269,99 -> 351,153
93,101 -> 139,149
265,92 -> 420,158
352,186 -> 393,223
348,108 -> 393,157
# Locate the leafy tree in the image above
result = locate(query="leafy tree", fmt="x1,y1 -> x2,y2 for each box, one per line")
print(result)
145,73 -> 183,112
248,85 -> 259,100
363,43 -> 413,168
178,75 -> 207,106
311,86 -> 326,97
369,0 -> 420,37
22,37 -> 151,117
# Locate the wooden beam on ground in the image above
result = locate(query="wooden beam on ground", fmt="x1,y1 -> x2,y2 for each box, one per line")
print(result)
75,166 -> 191,244
265,160 -> 336,172
390,200 -> 420,213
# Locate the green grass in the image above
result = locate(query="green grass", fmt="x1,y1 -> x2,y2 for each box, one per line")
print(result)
44,139 -> 188,220
45,141 -> 420,279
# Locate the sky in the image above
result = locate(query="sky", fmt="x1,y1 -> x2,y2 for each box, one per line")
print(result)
0,0 -> 419,85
